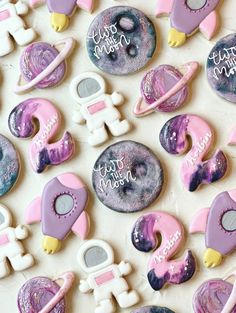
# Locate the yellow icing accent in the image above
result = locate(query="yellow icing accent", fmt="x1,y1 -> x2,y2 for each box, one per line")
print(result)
51,13 -> 69,32
203,248 -> 223,268
168,28 -> 186,47
43,236 -> 61,254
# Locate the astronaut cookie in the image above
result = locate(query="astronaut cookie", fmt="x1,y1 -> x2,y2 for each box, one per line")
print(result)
70,72 -> 130,146
131,306 -> 175,313
14,38 -> 75,94
0,134 -> 20,197
156,0 -> 221,47
86,6 -> 156,75
0,0 -> 36,57
92,140 -> 164,213
0,204 -> 34,278
18,272 -> 75,313
207,33 -> 236,103
77,239 -> 139,313
25,173 -> 90,254
193,272 -> 236,313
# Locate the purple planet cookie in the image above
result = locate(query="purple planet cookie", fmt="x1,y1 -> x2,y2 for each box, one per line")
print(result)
131,306 -> 175,313
0,134 -> 20,197
87,6 -> 156,75
92,140 -> 164,213
17,277 -> 65,313
207,33 -> 236,103
193,279 -> 236,313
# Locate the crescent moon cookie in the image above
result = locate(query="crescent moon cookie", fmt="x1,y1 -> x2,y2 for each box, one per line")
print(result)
14,38 -> 75,94
17,272 -> 75,313
92,140 -> 164,213
156,0 -> 221,47
131,306 -> 175,313
86,6 -> 157,75
207,33 -> 236,103
134,62 -> 199,117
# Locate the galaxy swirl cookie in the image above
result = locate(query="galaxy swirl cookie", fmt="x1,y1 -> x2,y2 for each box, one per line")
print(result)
92,140 -> 164,213
131,306 -> 175,313
87,6 -> 156,75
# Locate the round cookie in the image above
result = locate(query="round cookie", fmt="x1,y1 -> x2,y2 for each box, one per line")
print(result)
207,33 -> 236,103
92,140 -> 164,213
86,6 -> 156,75
0,134 -> 20,197
131,306 -> 175,313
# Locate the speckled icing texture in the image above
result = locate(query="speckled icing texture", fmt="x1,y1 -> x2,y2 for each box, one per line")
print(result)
92,140 -> 163,213
193,279 -> 236,313
131,306 -> 175,313
0,135 -> 19,197
141,65 -> 188,112
17,277 -> 65,312
159,114 -> 227,191
207,33 -> 236,103
87,6 -> 156,75
20,42 -> 66,89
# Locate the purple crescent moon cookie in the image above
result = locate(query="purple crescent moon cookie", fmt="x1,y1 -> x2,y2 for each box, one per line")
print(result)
0,134 -> 20,197
86,6 -> 157,75
207,33 -> 236,103
92,140 -> 164,213
131,306 -> 175,313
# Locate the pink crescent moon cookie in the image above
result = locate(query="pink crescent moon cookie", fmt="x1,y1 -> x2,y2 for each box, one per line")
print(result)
17,272 -> 75,313
190,189 -> 236,268
131,211 -> 196,290
14,38 -> 75,94
134,62 -> 199,117
193,272 -> 236,313
156,0 -> 221,47
25,173 -> 90,254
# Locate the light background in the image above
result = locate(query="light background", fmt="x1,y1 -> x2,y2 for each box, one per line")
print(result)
1,0 -> 236,312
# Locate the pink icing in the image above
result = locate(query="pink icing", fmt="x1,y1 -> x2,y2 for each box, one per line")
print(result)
0,234 -> 9,245
156,0 -> 173,15
0,9 -> 10,21
95,270 -> 115,286
77,0 -> 93,11
87,101 -> 106,115
189,207 -> 210,234
57,173 -> 84,189
25,197 -> 42,224
72,211 -> 89,239
199,11 -> 218,40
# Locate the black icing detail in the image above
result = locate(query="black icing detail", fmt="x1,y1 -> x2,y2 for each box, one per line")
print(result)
126,44 -> 138,58
115,12 -> 139,33
108,51 -> 118,61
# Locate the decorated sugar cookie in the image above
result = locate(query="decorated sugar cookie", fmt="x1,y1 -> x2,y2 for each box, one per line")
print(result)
207,33 -> 236,103
132,211 -> 196,291
25,173 -> 89,254
70,72 -> 130,146
0,204 -> 34,278
132,306 -> 175,313
190,189 -> 236,268
0,134 -> 20,197
0,0 -> 36,57
14,38 -> 75,94
78,239 -> 139,313
86,6 -> 156,75
193,272 -> 236,313
17,272 -> 74,313
156,0 -> 221,47
92,140 -> 164,213
134,62 -> 199,117
159,114 -> 227,191
30,0 -> 93,32
8,98 -> 75,173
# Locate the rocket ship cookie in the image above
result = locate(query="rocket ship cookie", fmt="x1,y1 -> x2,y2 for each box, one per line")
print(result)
156,0 -> 221,47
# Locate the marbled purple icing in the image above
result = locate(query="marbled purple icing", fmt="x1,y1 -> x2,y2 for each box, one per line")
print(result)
193,279 -> 236,313
17,277 -> 66,313
92,140 -> 163,213
131,306 -> 175,313
20,42 -> 66,89
141,65 -> 188,112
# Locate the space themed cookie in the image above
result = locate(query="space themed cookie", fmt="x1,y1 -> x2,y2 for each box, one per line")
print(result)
86,6 -> 156,75
131,306 -> 175,313
189,189 -> 236,268
134,62 -> 199,117
77,239 -> 139,312
193,272 -> 236,313
156,0 -> 221,47
0,134 -> 20,197
132,211 -> 196,291
207,33 -> 236,103
25,173 -> 90,254
17,272 -> 75,313
92,140 -> 164,213
14,38 -> 75,94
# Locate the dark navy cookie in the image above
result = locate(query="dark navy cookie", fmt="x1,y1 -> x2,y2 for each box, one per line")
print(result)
86,6 -> 157,75
131,306 -> 175,313
92,140 -> 164,213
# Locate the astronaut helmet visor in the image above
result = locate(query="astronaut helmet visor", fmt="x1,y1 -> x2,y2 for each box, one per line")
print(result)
0,205 -> 11,230
84,246 -> 108,267
77,78 -> 101,98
